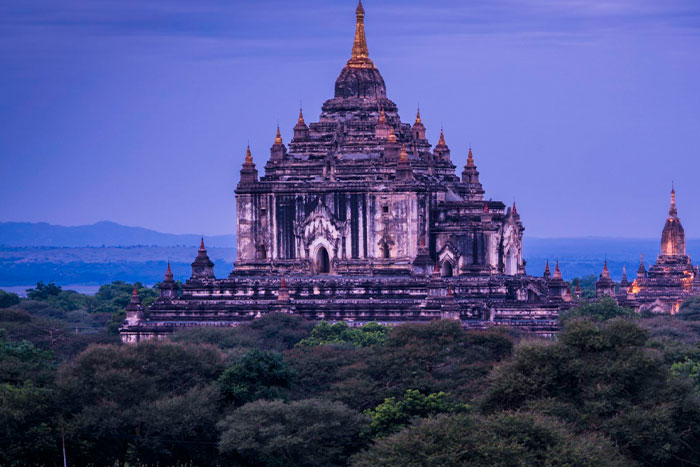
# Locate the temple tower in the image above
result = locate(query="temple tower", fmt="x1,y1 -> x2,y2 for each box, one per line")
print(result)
661,186 -> 686,257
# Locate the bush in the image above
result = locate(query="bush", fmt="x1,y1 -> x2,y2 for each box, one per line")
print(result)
351,412 -> 624,467
218,349 -> 294,407
218,399 -> 369,466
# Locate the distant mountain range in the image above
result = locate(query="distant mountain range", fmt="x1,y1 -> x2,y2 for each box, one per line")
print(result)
0,221 -> 235,248
1,221 -> 698,289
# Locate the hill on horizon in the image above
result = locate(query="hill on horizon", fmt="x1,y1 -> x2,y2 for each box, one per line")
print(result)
1,220 -> 697,289
0,221 -> 235,248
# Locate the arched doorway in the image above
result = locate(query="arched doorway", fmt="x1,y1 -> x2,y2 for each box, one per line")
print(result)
441,261 -> 453,277
316,246 -> 330,274
381,243 -> 390,259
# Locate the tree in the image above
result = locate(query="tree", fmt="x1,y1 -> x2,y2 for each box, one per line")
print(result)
671,358 -> 700,392
678,297 -> 700,321
218,399 -> 369,467
351,412 -> 625,467
173,313 -> 315,352
218,349 -> 294,406
481,318 -> 700,466
330,320 -> 513,410
57,341 -> 226,466
365,389 -> 469,437
559,296 -> 638,322
0,289 -> 20,309
297,321 -> 389,348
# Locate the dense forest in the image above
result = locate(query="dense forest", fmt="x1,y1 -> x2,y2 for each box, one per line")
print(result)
2,282 -> 700,466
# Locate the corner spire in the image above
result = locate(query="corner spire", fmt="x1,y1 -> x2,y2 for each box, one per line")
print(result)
399,144 -> 408,162
274,125 -> 283,145
297,107 -> 305,125
437,128 -> 447,147
415,108 -> 422,125
347,0 -> 374,69
245,145 -> 253,164
199,237 -> 206,251
466,147 -> 474,167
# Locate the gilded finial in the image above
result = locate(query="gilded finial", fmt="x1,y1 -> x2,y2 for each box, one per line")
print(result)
378,109 -> 386,124
200,237 -> 206,250
554,260 -> 562,279
466,147 -> 474,167
512,201 -> 517,214
437,128 -> 446,147
415,108 -> 422,125
347,0 -> 374,69
245,145 -> 253,164
387,126 -> 397,143
298,107 -> 305,125
274,125 -> 283,145
399,144 -> 408,161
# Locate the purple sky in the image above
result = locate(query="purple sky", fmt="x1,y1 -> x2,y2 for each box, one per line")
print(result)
1,0 -> 699,237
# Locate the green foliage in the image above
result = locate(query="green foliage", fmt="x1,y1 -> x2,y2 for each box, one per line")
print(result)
331,320 -> 513,410
0,334 -> 55,386
671,358 -> 700,392
571,274 -> 597,299
57,341 -> 226,466
678,296 -> 700,321
351,412 -> 625,467
218,398 -> 369,467
297,321 -> 389,348
365,389 -> 469,437
26,281 -> 96,311
0,382 -> 58,466
173,313 -> 315,353
560,296 -> 638,322
0,289 -> 20,308
218,349 -> 294,407
481,318 -> 700,466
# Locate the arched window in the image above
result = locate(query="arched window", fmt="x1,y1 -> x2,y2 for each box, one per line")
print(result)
316,246 -> 330,274
259,244 -> 267,260
441,261 -> 453,277
381,243 -> 390,259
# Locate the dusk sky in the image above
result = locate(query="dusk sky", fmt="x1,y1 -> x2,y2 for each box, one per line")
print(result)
1,0 -> 699,238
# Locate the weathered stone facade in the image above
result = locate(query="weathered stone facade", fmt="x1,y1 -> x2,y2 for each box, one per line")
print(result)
120,2 -> 571,343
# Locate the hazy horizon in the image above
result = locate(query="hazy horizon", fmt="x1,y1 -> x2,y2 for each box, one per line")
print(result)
2,0 -> 699,237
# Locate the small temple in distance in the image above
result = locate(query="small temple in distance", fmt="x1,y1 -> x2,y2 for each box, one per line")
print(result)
607,186 -> 700,314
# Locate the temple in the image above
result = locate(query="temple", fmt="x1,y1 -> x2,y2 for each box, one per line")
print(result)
120,2 -> 575,343
610,186 -> 700,314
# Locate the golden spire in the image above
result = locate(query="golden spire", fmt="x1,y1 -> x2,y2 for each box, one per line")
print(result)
399,144 -> 408,161
387,126 -> 397,143
512,201 -> 517,214
466,147 -> 474,167
347,0 -> 374,69
554,260 -> 562,279
437,128 -> 446,147
245,145 -> 253,164
297,107 -> 305,125
415,108 -> 422,125
274,125 -> 283,145
378,109 -> 386,124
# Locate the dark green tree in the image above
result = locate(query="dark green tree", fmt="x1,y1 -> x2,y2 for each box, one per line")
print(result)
351,412 -> 625,467
481,318 -> 700,466
218,398 -> 369,467
218,349 -> 294,406
0,289 -> 20,309
365,389 -> 469,437
678,296 -> 700,321
559,296 -> 638,323
297,321 -> 389,348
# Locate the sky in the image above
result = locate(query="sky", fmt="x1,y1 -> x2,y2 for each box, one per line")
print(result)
1,0 -> 699,237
